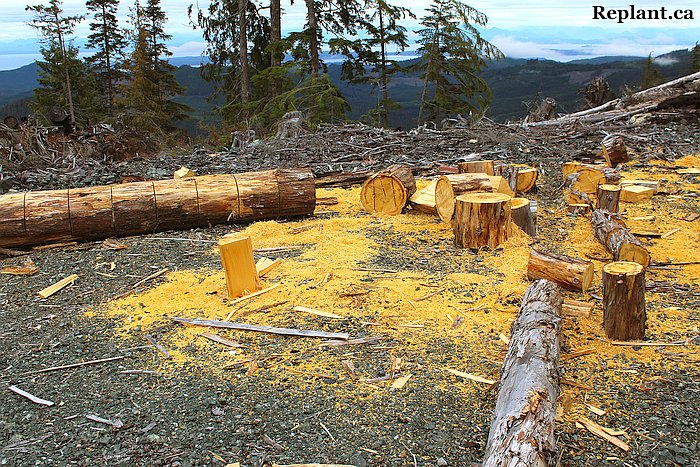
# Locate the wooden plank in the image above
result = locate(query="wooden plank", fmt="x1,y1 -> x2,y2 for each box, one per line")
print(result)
37,274 -> 79,299
174,317 -> 349,340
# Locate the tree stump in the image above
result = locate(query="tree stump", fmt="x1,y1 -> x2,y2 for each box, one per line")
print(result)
453,192 -> 511,249
511,198 -> 536,236
494,163 -> 519,192
515,167 -> 538,192
409,177 -> 455,222
219,233 -> 259,299
602,262 -> 646,340
620,179 -> 659,194
590,209 -> 650,267
457,160 -> 494,175
596,184 -> 621,213
360,164 -> 416,216
600,135 -> 629,168
562,161 -> 584,178
483,279 -> 562,467
527,250 -> 594,292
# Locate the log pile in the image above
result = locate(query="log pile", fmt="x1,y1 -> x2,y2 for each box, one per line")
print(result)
0,168 -> 316,248
483,279 -> 562,466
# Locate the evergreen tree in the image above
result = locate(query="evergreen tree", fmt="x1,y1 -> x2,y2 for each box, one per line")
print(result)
414,0 -> 503,126
26,0 -> 89,125
85,0 -> 128,115
690,42 -> 700,73
639,54 -> 664,90
120,0 -> 189,133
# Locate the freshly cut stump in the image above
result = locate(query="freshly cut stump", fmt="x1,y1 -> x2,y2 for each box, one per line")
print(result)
562,161 -> 584,178
516,167 -> 538,192
596,184 -> 621,213
494,163 -> 519,192
590,209 -> 650,267
360,164 -> 416,216
511,198 -> 536,236
453,192 -> 511,249
219,233 -> 259,299
483,279 -> 562,467
409,177 -> 456,222
602,262 -> 646,340
527,250 -> 594,292
620,185 -> 654,203
457,160 -> 495,175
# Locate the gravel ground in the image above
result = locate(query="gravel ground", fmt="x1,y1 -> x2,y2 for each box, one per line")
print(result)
1,115 -> 699,466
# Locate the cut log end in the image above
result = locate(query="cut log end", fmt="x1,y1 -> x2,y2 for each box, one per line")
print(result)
360,165 -> 416,216
515,167 -> 538,192
618,243 -> 651,268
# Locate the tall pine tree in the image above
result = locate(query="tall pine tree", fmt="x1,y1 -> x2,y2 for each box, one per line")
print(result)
85,0 -> 128,115
27,0 -> 98,125
415,0 -> 503,126
639,54 -> 664,90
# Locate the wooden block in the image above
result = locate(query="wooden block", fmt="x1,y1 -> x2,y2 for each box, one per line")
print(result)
174,166 -> 195,179
620,179 -> 659,194
38,274 -> 79,299
218,234 -> 258,299
620,185 -> 654,203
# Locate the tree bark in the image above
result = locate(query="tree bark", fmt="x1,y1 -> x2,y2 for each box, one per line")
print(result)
443,173 -> 493,196
602,262 -> 646,340
305,0 -> 320,78
600,135 -> 629,168
511,198 -> 536,236
596,184 -> 621,213
457,160 -> 494,175
494,162 -> 519,192
590,209 -> 650,267
453,192 -> 511,249
0,169 -> 316,248
483,279 -> 562,467
270,0 -> 282,67
527,249 -> 594,292
360,164 -> 416,216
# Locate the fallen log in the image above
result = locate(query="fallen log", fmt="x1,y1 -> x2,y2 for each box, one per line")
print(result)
443,173 -> 493,196
360,164 -> 416,215
602,262 -> 646,340
408,177 -> 455,222
0,169 -> 316,248
596,184 -> 621,213
590,209 -> 650,267
527,250 -> 594,292
483,279 -> 562,466
511,198 -> 536,236
453,192 -> 511,249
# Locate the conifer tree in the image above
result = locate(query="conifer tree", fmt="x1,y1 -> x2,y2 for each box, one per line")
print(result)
26,0 -> 87,125
414,0 -> 503,126
690,42 -> 700,73
639,54 -> 664,90
85,0 -> 128,115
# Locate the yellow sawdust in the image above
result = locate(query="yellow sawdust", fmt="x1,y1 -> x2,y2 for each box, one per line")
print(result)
674,154 -> 700,167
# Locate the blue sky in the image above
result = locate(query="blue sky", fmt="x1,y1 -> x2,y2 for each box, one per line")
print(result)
0,0 -> 697,70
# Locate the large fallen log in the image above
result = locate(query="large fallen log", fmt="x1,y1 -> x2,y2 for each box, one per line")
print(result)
527,250 -> 593,292
483,279 -> 562,466
360,164 -> 416,215
408,177 -> 455,222
590,209 -> 650,267
0,168 -> 316,248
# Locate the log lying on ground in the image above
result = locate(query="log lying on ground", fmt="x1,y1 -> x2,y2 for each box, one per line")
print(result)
0,168 -> 316,248
494,163 -> 519,192
453,192 -> 511,249
360,164 -> 416,215
602,262 -> 646,340
511,198 -> 536,236
443,173 -> 493,196
620,185 -> 654,203
596,184 -> 621,213
488,175 -> 515,197
408,177 -> 455,222
527,250 -> 594,292
457,160 -> 494,175
600,136 -> 629,168
483,279 -> 562,466
590,209 -> 650,267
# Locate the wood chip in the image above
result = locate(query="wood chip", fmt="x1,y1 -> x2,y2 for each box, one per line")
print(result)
23,356 -> 126,375
86,414 -> 124,429
1,259 -> 39,275
319,336 -> 381,347
684,212 -> 700,222
341,360 -> 357,380
199,333 -> 244,348
8,385 -> 55,406
228,284 -> 280,305
131,268 -> 168,289
562,299 -> 594,318
561,348 -> 597,360
293,306 -> 345,319
578,417 -> 630,451
560,378 -> 593,390
586,403 -> 606,416
390,373 -> 412,389
144,334 -> 171,359
498,333 -> 510,345
609,340 -> 683,347
102,238 -> 128,250
413,287 -> 446,302
661,227 -> 681,238
255,257 -> 282,277
37,274 -> 79,299
445,368 -> 496,385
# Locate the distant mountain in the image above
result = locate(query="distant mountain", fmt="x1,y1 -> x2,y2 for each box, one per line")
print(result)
0,48 -> 694,130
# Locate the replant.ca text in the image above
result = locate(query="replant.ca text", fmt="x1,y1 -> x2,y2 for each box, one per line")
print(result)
592,5 -> 694,23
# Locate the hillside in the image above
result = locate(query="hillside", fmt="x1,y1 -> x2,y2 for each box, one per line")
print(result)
0,49 -> 694,131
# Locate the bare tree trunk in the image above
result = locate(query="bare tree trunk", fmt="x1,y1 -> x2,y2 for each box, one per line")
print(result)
238,0 -> 251,103
378,5 -> 389,127
101,4 -> 114,113
54,11 -> 75,127
270,0 -> 282,67
305,0 -> 320,79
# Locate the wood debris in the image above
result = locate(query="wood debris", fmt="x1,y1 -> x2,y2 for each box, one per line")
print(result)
199,333 -> 244,348
255,257 -> 282,277
37,274 -> 79,299
102,238 -> 128,250
390,373 -> 412,389
227,284 -> 280,305
8,385 -> 55,406
445,368 -> 495,385
578,417 -> 630,451
1,259 -> 39,275
86,414 -> 124,429
293,306 -> 345,319
174,317 -> 349,340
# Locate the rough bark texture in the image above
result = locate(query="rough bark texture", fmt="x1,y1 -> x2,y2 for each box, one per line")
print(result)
602,262 -> 646,340
443,173 -> 493,196
511,198 -> 536,236
601,135 -> 629,167
0,169 -> 316,248
360,164 -> 416,216
483,279 -> 562,467
527,250 -> 594,292
494,162 -> 519,192
453,192 -> 511,249
457,160 -> 494,175
596,184 -> 621,213
590,209 -> 650,267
